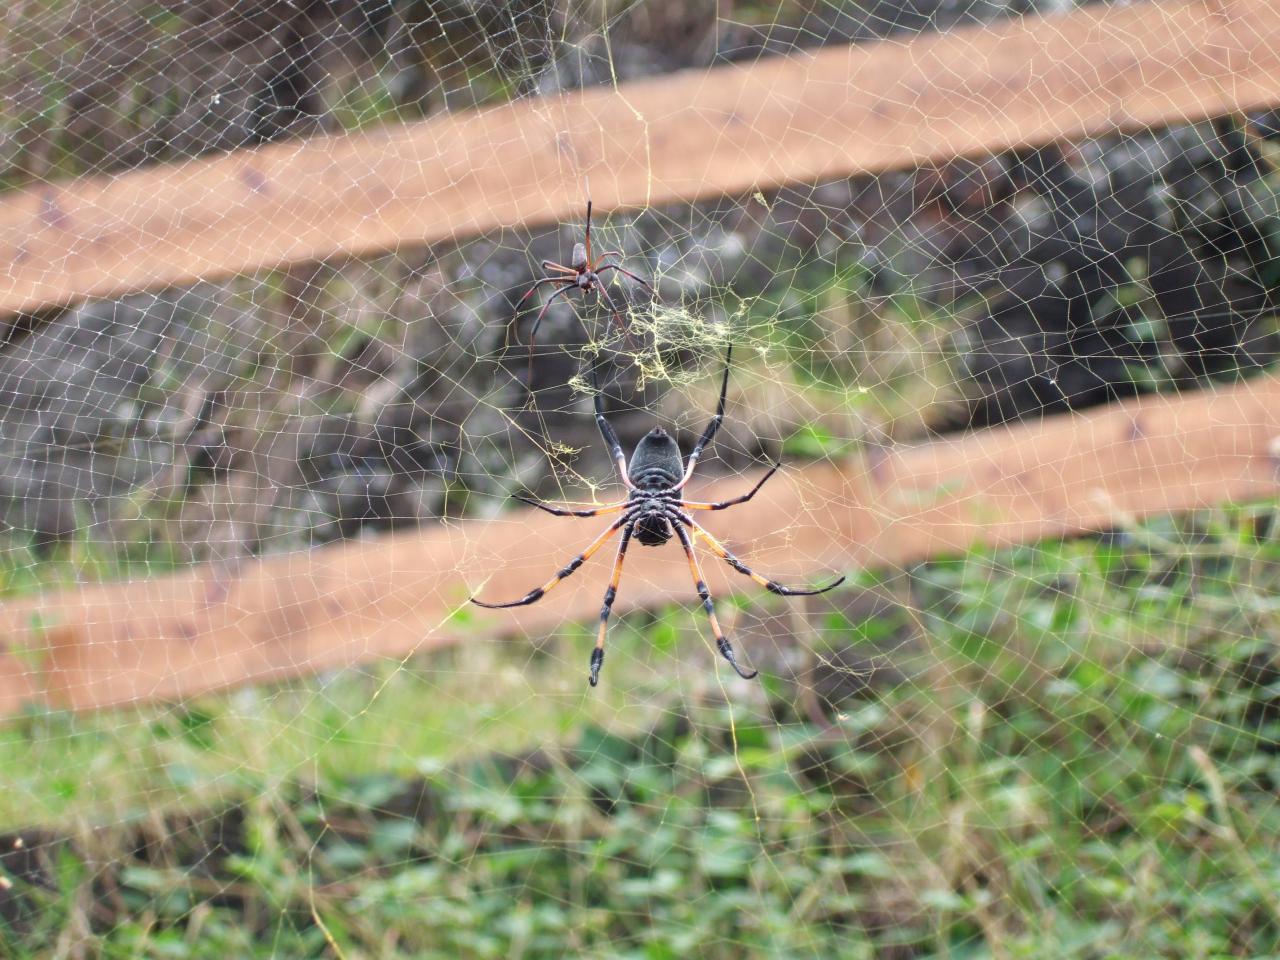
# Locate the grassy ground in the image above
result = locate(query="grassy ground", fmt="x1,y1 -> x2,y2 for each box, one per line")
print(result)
1,504 -> 1277,958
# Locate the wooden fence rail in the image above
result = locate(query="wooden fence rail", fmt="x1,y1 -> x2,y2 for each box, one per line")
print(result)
1,374 -> 1278,717
1,0 -> 1279,317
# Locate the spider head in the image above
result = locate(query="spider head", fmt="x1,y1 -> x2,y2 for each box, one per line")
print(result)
628,427 -> 683,489
571,242 -> 588,272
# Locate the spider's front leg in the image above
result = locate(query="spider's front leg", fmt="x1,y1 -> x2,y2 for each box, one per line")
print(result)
527,283 -> 576,346
590,361 -> 635,489
595,262 -> 655,294
518,276 -> 573,307
523,283 -> 578,388
675,344 -> 733,490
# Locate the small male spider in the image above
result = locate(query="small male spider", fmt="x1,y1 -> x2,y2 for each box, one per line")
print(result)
516,200 -> 653,371
472,346 -> 846,687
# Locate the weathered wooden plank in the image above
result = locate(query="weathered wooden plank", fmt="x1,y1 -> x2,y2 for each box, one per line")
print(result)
2,0 -> 1279,316
1,374 -> 1277,717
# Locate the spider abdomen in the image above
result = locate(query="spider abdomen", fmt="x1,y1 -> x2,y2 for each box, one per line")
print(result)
634,512 -> 672,546
627,428 -> 683,489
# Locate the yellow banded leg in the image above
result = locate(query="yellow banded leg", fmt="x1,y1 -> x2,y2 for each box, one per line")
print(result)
691,522 -> 844,597
590,523 -> 633,686
673,523 -> 757,680
471,516 -> 627,609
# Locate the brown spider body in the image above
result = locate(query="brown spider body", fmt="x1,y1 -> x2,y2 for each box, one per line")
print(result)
515,202 -> 653,379
472,346 -> 846,688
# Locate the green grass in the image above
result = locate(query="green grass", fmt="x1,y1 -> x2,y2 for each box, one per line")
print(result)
0,504 -> 1277,957
0,630 -> 667,830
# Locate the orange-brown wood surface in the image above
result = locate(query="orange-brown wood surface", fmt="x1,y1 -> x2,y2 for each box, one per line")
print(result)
1,376 -> 1277,717
2,0 -> 1279,316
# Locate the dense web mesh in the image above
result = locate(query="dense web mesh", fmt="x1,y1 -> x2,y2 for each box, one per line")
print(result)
0,1 -> 1278,957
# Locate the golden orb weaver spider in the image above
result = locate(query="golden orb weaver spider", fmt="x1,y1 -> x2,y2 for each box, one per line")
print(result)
515,200 -> 653,380
472,345 -> 846,686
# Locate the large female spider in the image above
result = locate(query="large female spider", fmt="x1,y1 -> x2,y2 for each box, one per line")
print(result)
472,346 -> 845,687
516,201 -> 653,367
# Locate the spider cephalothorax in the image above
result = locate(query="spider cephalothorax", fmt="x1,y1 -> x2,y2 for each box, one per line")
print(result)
515,200 -> 653,376
472,346 -> 846,687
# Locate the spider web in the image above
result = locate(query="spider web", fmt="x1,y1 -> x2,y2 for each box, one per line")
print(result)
0,1 -> 1277,957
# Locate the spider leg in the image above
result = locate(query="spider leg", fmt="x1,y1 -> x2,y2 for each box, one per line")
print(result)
471,515 -> 628,609
525,283 -> 578,386
541,260 -> 577,275
593,278 -> 629,339
687,518 -> 846,596
674,344 -> 733,490
673,522 -> 757,680
592,250 -> 625,263
527,283 -> 576,344
518,276 -> 573,305
590,358 -> 636,489
594,268 -> 650,349
514,494 -> 628,518
584,200 -> 594,268
595,263 -> 655,294
681,460 -> 781,511
590,521 -> 634,686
